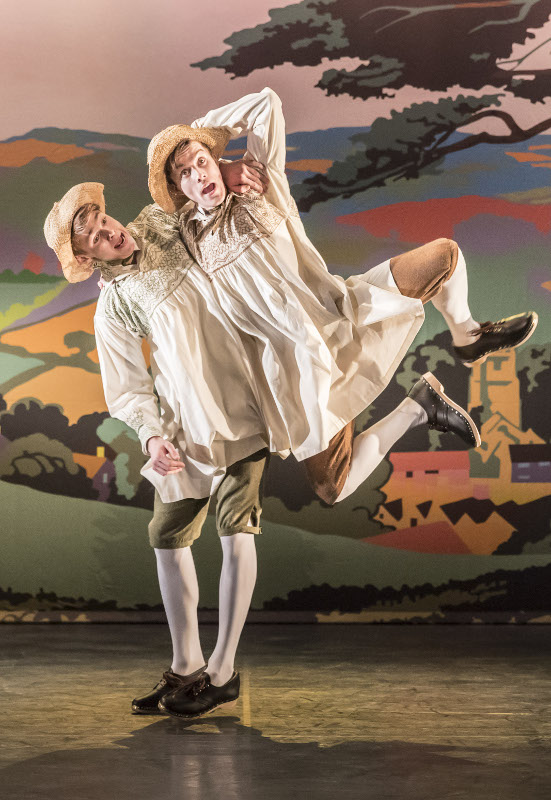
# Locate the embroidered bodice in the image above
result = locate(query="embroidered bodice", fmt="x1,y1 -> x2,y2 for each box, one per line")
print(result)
96,204 -> 193,337
179,191 -> 286,279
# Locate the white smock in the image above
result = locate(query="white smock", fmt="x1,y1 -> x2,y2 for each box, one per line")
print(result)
94,89 -> 424,503
94,206 -> 280,503
179,88 -> 424,459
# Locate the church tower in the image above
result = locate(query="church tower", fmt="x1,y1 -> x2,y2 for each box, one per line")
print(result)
469,349 -> 520,427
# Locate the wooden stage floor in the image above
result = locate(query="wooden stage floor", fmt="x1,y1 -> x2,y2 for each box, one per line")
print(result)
2,624 -> 551,799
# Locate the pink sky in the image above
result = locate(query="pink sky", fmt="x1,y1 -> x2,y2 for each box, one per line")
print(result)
1,0 -> 550,141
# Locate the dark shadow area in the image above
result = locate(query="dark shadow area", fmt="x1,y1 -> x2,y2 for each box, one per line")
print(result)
2,715 -> 549,800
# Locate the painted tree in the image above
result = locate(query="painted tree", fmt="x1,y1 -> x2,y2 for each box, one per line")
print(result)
0,433 -> 98,499
195,0 -> 551,209
96,417 -> 153,508
517,343 -> 551,440
0,398 -> 108,455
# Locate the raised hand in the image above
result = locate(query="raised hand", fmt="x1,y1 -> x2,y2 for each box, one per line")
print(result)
219,159 -> 269,195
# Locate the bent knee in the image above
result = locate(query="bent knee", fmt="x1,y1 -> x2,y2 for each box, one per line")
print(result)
431,238 -> 458,271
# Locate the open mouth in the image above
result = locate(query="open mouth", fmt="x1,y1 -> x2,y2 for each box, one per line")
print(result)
114,232 -> 125,249
202,183 -> 216,196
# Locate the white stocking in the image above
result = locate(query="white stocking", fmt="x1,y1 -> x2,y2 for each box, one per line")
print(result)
207,532 -> 257,687
431,247 -> 479,346
155,547 -> 205,676
336,398 -> 427,502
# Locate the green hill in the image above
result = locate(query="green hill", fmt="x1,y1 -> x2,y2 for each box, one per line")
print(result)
1,480 -> 549,610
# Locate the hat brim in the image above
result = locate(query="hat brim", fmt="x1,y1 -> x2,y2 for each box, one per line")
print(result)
44,183 -> 106,283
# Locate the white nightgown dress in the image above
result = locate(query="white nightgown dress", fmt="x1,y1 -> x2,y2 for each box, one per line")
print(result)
179,88 -> 424,458
94,89 -> 423,503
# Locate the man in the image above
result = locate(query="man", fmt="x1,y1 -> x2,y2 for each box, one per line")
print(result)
45,163 -> 275,720
44,94 -> 536,719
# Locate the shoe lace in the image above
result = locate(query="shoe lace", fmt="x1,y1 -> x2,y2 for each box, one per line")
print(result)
161,671 -> 181,688
468,320 -> 502,336
185,674 -> 210,697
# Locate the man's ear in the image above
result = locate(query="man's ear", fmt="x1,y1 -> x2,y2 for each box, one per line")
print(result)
75,255 -> 93,266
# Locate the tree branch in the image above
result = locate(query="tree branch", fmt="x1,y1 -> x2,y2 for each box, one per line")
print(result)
430,125 -> 460,152
297,107 -> 551,210
436,114 -> 551,158
358,0 -> 539,35
297,157 -> 430,209
470,0 -> 541,33
456,108 -> 526,137
497,35 -> 551,70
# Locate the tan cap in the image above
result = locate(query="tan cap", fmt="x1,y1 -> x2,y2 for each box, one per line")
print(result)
147,125 -> 231,213
44,182 -> 105,283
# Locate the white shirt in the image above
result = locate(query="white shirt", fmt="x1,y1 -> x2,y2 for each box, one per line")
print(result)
94,89 -> 424,502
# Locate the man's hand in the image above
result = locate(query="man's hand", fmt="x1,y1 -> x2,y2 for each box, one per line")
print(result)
220,159 -> 269,196
147,436 -> 185,476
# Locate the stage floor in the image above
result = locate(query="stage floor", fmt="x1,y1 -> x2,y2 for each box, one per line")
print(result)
2,624 -> 551,799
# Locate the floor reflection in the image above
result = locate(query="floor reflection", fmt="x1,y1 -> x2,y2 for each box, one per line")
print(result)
2,624 -> 551,799
3,715 -> 541,800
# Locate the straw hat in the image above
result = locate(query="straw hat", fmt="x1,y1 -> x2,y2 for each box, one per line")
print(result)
148,125 -> 232,213
44,182 -> 105,283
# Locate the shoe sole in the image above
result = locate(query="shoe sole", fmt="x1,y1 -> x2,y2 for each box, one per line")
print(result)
158,697 -> 238,720
131,706 -> 167,715
422,372 -> 481,448
462,312 -> 539,367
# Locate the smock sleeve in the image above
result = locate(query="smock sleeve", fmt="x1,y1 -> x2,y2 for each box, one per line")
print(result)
192,87 -> 291,213
94,313 -> 164,455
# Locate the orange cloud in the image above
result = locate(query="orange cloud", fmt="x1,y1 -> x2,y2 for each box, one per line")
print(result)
507,151 -> 551,169
286,159 -> 333,174
0,139 -> 94,167
506,151 -> 551,164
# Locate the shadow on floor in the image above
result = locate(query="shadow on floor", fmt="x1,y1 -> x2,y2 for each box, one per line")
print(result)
1,713 -> 545,800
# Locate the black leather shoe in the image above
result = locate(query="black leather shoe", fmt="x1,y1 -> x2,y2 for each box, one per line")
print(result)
408,372 -> 481,448
453,311 -> 538,366
159,671 -> 240,719
131,665 -> 207,715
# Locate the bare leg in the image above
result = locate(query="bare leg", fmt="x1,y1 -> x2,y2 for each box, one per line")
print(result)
155,547 -> 205,676
207,532 -> 257,687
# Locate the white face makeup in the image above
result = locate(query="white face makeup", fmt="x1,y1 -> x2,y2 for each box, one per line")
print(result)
73,211 -> 137,262
170,141 -> 227,210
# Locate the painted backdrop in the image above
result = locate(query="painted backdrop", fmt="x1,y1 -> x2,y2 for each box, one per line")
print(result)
1,0 -> 550,621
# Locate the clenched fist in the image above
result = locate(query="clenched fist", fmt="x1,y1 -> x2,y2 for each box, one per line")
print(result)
219,159 -> 269,196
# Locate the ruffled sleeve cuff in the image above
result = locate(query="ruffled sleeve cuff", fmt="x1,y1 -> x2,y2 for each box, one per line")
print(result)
117,408 -> 163,455
138,425 -> 164,456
